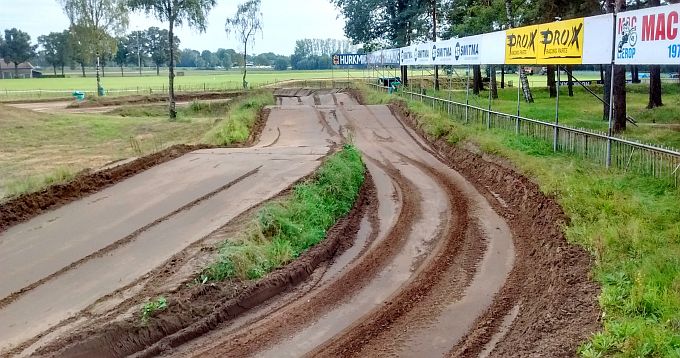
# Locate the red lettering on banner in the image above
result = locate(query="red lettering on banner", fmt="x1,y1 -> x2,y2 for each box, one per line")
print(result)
669,11 -> 679,40
643,14 -> 655,41
656,13 -> 667,40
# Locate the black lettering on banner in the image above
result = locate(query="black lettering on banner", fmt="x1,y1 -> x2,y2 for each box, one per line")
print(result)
540,23 -> 583,57
507,29 -> 538,59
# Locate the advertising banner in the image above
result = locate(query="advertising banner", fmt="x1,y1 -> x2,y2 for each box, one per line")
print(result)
480,31 -> 507,64
383,48 -> 401,65
535,18 -> 585,64
413,42 -> 435,65
614,3 -> 680,64
505,25 -> 539,64
583,14 -> 614,64
332,53 -> 367,67
400,45 -> 417,66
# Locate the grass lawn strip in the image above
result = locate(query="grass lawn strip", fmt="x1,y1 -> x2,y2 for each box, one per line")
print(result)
202,145 -> 365,281
363,86 -> 680,357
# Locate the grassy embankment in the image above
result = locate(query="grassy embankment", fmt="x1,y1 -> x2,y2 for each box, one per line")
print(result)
363,86 -> 680,357
202,145 -> 365,281
406,82 -> 680,150
0,90 -> 274,199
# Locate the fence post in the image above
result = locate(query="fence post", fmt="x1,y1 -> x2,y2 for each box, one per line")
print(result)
487,79 -> 492,130
465,65 -> 470,124
554,65 -> 560,152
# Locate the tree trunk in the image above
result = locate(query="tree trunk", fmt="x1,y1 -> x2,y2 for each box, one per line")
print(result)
81,63 -> 86,77
501,66 -> 505,89
648,65 -> 663,109
53,65 -> 57,76
603,65 -> 612,121
14,63 -> 19,79
631,66 -> 640,83
519,67 -> 534,102
613,64 -> 627,132
547,65 -> 557,98
121,65 -> 124,77
157,64 -> 160,76
473,65 -> 483,95
490,65 -> 498,99
567,65 -> 574,97
647,0 -> 663,109
401,66 -> 408,87
168,17 -> 177,120
61,65 -> 65,76
102,66 -> 105,78
242,43 -> 248,89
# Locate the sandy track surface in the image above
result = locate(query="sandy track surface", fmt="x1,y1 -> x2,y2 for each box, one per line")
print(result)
1,88 -> 599,357
164,93 -> 517,357
0,91 -> 341,355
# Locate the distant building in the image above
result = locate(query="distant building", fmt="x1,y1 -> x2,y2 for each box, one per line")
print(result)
0,59 -> 42,79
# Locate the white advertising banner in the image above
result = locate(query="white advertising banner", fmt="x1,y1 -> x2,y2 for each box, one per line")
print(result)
400,45 -> 417,66
383,48 -> 401,65
414,42 -> 435,65
615,4 -> 680,64
480,31 -> 507,64
583,14 -> 615,64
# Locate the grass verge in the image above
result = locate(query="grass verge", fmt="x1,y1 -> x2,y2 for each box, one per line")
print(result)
405,82 -> 680,150
203,90 -> 275,145
363,86 -> 680,357
202,145 -> 365,281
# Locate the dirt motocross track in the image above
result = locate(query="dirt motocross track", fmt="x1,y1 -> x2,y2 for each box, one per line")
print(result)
0,89 -> 599,357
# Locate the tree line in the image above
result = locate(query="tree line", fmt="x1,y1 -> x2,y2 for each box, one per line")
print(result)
332,0 -> 680,133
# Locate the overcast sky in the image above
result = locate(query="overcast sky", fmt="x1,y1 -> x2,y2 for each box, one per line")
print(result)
0,0 -> 348,55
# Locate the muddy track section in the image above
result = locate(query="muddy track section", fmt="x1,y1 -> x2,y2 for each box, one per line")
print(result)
0,90 -> 599,357
0,91 -> 344,356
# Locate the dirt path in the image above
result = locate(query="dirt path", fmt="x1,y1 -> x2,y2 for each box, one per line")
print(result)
0,94 -> 341,356
162,93 -> 516,357
1,90 -> 598,357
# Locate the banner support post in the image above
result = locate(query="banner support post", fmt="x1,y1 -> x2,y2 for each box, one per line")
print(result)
487,67 -> 492,130
606,10 -> 617,169
448,66 -> 453,115
516,65 -> 521,134
465,65 -> 470,124
554,65 -> 560,152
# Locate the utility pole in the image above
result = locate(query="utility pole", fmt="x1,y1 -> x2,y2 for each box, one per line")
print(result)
137,31 -> 142,76
96,51 -> 102,96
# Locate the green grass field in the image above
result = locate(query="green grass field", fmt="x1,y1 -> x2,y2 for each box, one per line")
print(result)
0,69 -> 370,100
362,86 -> 680,357
0,91 -> 272,199
411,83 -> 680,150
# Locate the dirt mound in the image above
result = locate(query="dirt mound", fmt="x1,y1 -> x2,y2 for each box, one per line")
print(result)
67,91 -> 247,109
387,100 -> 601,357
0,106 -> 271,235
34,172 -> 375,358
0,144 -> 208,234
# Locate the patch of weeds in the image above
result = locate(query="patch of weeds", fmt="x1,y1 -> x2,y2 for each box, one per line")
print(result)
201,145 -> 365,282
203,91 -> 275,146
140,296 -> 168,324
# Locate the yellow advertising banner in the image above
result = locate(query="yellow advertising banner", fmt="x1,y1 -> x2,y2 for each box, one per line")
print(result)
506,18 -> 586,64
505,26 -> 539,64
536,18 -> 585,64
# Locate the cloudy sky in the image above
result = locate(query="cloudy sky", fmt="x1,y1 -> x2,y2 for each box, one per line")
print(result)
0,0 -> 348,55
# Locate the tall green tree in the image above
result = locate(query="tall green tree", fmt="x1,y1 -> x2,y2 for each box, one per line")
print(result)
59,0 -> 129,88
0,31 -> 6,77
2,28 -> 37,78
226,0 -> 263,89
147,27 -> 179,75
38,31 -> 72,76
215,48 -> 233,69
114,36 -> 130,76
128,0 -> 216,119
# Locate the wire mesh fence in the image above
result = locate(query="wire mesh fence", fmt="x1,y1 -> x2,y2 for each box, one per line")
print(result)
369,82 -> 680,186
